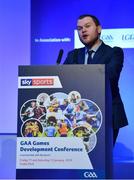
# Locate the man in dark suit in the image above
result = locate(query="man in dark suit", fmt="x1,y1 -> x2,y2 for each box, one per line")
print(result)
64,14 -> 128,145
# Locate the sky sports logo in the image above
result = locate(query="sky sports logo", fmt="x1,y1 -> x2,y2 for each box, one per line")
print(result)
18,76 -> 62,89
21,78 -> 54,86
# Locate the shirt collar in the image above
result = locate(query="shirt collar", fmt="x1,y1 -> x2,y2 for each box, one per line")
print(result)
85,40 -> 102,54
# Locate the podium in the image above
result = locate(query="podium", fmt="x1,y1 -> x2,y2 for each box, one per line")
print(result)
16,65 -> 112,179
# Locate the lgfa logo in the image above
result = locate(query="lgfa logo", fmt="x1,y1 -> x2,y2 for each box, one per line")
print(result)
122,34 -> 134,41
84,171 -> 98,178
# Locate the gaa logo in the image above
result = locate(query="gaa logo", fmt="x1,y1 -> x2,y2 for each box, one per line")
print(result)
84,171 -> 98,178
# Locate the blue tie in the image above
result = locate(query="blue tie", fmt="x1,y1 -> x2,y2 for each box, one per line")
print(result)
87,50 -> 94,64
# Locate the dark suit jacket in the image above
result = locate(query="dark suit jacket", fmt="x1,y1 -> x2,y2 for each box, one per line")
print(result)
64,42 -> 128,129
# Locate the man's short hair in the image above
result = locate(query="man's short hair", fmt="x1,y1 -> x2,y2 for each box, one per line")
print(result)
78,14 -> 100,26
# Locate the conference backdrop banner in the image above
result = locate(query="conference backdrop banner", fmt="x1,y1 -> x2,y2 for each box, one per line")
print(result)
16,65 -> 112,179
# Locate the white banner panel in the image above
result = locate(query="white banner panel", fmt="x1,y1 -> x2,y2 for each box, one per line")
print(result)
75,28 -> 134,48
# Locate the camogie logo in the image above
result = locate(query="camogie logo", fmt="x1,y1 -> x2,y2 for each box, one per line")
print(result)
84,171 -> 98,178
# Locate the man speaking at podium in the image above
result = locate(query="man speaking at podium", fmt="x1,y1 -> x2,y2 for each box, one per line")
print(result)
64,14 -> 128,145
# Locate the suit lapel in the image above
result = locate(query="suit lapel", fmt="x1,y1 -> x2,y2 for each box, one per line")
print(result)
92,42 -> 106,64
75,43 -> 107,64
77,48 -> 85,64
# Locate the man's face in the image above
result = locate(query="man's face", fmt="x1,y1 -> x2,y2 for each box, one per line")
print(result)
77,16 -> 101,47
31,101 -> 36,107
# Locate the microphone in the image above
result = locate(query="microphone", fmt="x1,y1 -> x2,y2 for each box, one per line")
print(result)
56,49 -> 64,65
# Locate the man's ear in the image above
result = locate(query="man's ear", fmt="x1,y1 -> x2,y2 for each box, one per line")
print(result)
97,25 -> 102,34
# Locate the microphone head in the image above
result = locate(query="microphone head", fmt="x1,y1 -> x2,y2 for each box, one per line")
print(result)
56,49 -> 64,65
